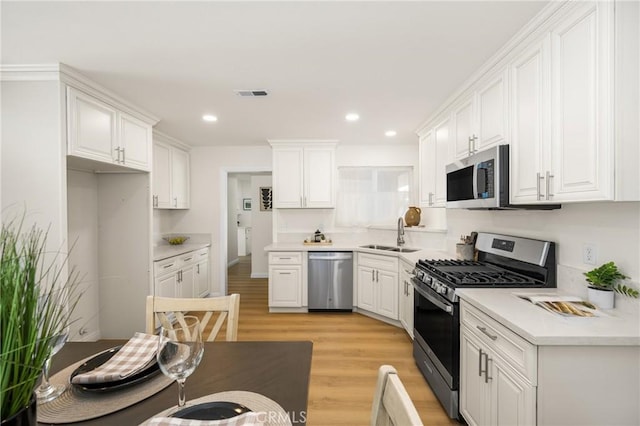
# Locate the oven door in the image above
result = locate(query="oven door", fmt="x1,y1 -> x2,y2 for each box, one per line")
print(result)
412,279 -> 459,389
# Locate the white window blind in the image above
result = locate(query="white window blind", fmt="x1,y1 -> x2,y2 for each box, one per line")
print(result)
336,167 -> 412,227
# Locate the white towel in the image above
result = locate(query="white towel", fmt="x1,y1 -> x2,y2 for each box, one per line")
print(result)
145,412 -> 265,426
72,332 -> 159,384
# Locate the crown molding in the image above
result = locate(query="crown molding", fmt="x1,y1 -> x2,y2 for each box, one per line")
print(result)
152,129 -> 192,151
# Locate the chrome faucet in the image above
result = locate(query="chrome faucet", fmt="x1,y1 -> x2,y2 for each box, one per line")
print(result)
397,217 -> 405,247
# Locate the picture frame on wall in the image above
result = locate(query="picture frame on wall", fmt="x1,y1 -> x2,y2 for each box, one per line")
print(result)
260,187 -> 272,211
243,198 -> 251,210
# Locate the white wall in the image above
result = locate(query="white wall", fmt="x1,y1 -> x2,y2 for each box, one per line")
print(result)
446,202 -> 640,286
167,145 -> 272,295
67,170 -> 100,340
251,175 -> 273,278
1,79 -> 67,260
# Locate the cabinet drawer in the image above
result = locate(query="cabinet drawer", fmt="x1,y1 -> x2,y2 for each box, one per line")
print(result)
179,251 -> 197,265
461,301 -> 537,383
358,253 -> 399,272
154,256 -> 181,276
195,248 -> 209,259
269,252 -> 302,265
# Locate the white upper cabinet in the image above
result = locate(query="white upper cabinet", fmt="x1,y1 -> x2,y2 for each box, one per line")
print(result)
452,71 -> 509,161
153,132 -> 190,209
269,140 -> 336,209
511,1 -> 615,204
509,36 -> 551,204
549,1 -> 612,202
418,116 -> 449,208
67,87 -> 153,171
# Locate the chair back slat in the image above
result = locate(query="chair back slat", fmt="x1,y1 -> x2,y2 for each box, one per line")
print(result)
145,294 -> 240,342
371,365 -> 423,426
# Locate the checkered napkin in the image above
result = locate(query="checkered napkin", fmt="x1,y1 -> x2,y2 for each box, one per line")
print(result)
71,332 -> 160,384
145,412 -> 265,426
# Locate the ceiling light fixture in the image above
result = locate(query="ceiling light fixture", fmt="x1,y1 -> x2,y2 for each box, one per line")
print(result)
345,113 -> 360,122
385,130 -> 397,137
202,114 -> 218,122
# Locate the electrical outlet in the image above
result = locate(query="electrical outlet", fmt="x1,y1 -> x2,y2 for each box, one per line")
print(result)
583,244 -> 597,265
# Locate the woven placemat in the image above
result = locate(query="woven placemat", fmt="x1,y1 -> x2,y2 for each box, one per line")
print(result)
138,391 -> 293,426
38,351 -> 173,424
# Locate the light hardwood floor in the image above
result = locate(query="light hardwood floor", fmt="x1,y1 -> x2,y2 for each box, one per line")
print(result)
224,256 -> 459,426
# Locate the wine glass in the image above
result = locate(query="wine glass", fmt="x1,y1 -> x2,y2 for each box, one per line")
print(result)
157,316 -> 204,407
36,326 -> 70,403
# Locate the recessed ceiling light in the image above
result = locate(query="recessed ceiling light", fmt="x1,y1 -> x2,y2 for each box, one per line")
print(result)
385,130 -> 397,137
202,114 -> 218,122
345,113 -> 360,122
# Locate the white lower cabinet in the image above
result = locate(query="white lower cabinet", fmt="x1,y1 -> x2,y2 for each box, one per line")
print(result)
399,259 -> 414,338
460,298 -> 640,426
357,253 -> 398,320
268,252 -> 303,308
153,248 -> 210,299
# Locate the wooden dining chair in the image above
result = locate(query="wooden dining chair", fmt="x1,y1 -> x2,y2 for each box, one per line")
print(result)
145,294 -> 240,341
371,365 -> 423,426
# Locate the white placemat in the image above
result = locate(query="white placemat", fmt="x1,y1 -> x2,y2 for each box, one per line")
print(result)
139,391 -> 293,426
38,349 -> 173,424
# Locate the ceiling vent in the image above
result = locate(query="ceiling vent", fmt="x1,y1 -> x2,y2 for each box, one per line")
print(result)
234,89 -> 269,97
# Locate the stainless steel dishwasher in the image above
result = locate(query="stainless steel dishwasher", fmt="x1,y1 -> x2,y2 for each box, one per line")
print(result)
308,251 -> 353,311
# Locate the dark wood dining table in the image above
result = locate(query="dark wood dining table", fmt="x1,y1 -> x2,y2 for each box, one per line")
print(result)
42,340 -> 313,425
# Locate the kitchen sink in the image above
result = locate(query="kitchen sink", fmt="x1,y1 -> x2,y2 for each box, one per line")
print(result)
360,244 -> 420,253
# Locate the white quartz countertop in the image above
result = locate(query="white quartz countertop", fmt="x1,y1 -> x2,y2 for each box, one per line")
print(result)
153,243 -> 211,261
457,288 -> 640,346
264,242 -> 450,266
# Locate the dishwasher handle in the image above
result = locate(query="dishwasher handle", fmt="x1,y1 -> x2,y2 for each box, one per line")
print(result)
308,252 -> 353,261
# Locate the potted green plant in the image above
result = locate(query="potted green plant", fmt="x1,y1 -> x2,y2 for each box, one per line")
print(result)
584,261 -> 638,309
0,217 -> 81,425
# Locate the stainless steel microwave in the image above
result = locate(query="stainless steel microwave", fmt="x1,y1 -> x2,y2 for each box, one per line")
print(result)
445,145 -> 560,210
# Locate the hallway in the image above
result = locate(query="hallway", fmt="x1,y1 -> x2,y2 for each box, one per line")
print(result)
227,256 -> 457,425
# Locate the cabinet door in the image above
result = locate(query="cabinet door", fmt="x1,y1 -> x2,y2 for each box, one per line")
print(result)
550,2 -> 613,202
155,273 -> 177,298
418,130 -> 436,207
178,265 -> 195,299
172,147 -> 190,209
399,263 -> 414,338
510,36 -> 551,204
452,95 -> 476,160
491,356 -> 536,426
67,87 -> 117,164
304,147 -> 335,208
153,142 -> 172,208
269,265 -> 302,307
119,112 -> 151,171
273,148 -> 304,208
460,327 -> 489,426
357,266 -> 376,312
195,259 -> 209,297
477,70 -> 509,151
433,117 -> 450,207
376,269 -> 398,320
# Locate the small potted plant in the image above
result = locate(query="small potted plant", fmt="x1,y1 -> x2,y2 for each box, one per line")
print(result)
584,261 -> 638,309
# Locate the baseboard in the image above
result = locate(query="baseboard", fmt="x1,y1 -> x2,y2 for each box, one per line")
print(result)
353,308 -> 402,328
250,272 -> 268,279
227,258 -> 239,268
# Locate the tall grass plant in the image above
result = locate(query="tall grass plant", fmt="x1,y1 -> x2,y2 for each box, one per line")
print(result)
0,217 -> 81,419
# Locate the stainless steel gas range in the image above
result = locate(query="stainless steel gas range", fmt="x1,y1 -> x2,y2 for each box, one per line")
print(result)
412,232 -> 556,419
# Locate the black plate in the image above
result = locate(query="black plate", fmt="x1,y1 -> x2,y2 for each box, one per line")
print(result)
70,346 -> 161,392
171,402 -> 252,420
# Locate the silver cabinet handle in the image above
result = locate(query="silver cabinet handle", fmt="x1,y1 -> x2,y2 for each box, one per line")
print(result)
196,264 -> 200,274
485,354 -> 492,383
304,196 -> 307,207
376,270 -> 379,282
371,269 -> 375,282
114,147 -> 120,163
468,135 -> 473,157
479,348 -> 484,377
279,257 -> 291,260
546,170 -> 554,200
279,272 -> 292,275
163,263 -> 175,269
173,197 -> 177,207
122,147 -> 126,163
536,172 -> 544,201
300,196 -> 303,207
183,257 -> 192,262
428,192 -> 434,206
477,325 -> 498,341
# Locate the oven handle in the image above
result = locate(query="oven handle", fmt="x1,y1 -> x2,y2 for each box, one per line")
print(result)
412,281 -> 453,315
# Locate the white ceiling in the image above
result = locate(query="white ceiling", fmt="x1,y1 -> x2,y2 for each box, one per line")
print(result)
1,1 -> 547,147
